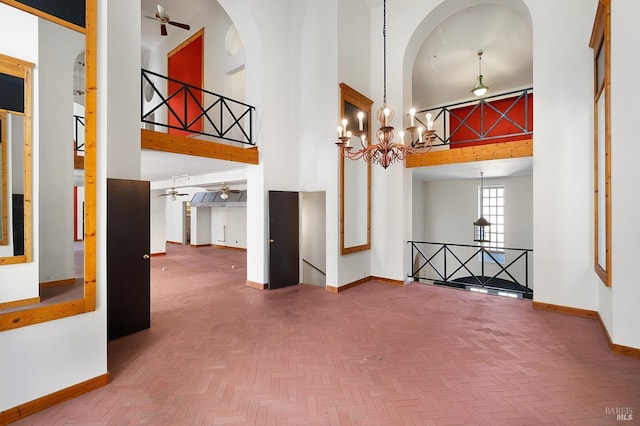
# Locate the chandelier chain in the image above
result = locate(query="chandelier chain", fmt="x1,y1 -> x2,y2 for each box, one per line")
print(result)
383,0 -> 387,105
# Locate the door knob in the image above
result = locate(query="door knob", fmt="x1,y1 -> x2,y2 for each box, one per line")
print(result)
143,254 -> 150,259
269,239 -> 275,243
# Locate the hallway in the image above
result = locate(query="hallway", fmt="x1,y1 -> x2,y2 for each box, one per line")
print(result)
15,244 -> 640,425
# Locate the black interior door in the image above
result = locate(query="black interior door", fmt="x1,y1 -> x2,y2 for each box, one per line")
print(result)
107,178 -> 150,340
268,191 -> 299,290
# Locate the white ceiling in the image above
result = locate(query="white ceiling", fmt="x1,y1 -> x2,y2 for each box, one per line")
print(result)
139,1 -> 533,184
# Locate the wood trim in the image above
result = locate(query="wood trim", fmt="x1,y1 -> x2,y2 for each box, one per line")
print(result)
190,243 -> 212,248
141,129 -> 259,165
0,0 -> 97,330
0,373 -> 109,424
246,280 -> 267,290
0,110 -> 7,246
0,299 -> 85,331
0,296 -> 39,310
406,139 -> 533,168
370,276 -> 404,286
166,240 -> 184,245
0,0 -> 86,34
591,0 -> 612,287
150,252 -> 166,257
168,28 -> 205,58
40,278 -> 76,288
22,61 -> 32,263
83,0 -> 97,312
531,301 -> 599,319
339,83 -> 372,255
533,302 -> 640,359
326,275 -> 404,293
214,244 -> 247,252
74,154 -> 84,170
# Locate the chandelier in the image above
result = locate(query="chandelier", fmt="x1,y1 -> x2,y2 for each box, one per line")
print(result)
336,0 -> 435,169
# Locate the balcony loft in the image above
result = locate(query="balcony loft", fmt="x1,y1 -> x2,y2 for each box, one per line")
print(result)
406,88 -> 533,168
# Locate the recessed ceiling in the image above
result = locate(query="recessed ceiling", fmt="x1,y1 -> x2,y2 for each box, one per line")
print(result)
412,3 -> 533,109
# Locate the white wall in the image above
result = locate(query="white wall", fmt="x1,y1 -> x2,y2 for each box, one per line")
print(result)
301,192 -> 326,286
335,0 -> 371,286
150,189 -> 166,254
527,0 -> 601,311
609,0 -> 640,348
211,206 -> 246,249
191,206 -> 211,246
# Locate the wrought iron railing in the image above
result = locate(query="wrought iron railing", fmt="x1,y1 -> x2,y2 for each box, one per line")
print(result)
409,241 -> 533,298
74,114 -> 85,153
414,88 -> 533,147
141,68 -> 256,146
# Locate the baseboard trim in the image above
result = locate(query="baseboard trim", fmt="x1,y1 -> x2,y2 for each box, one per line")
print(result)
0,373 -> 110,424
191,243 -> 212,248
166,241 -> 183,246
246,280 -> 267,290
531,301 -> 598,319
326,275 -> 404,293
533,301 -> 640,359
150,252 -> 166,257
214,244 -> 247,252
0,296 -> 40,310
370,276 -> 404,286
40,278 -> 76,288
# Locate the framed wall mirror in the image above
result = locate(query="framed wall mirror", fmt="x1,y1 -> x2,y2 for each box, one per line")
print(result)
0,54 -> 32,265
0,0 -> 96,330
339,83 -> 372,255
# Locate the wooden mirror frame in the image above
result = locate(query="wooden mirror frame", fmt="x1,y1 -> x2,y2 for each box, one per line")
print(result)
0,0 -> 96,330
339,83 -> 372,255
0,55 -> 33,266
590,0 -> 611,287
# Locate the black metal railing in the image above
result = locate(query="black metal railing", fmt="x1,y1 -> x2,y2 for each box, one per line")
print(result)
414,88 -> 533,147
409,241 -> 533,298
141,68 -> 256,146
74,114 -> 85,153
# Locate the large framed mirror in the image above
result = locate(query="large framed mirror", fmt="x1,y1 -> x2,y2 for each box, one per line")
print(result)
0,0 -> 96,330
0,54 -> 32,266
590,0 -> 611,287
339,83 -> 372,255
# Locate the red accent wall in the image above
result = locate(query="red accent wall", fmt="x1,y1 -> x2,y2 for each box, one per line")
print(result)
450,94 -> 533,148
168,33 -> 203,136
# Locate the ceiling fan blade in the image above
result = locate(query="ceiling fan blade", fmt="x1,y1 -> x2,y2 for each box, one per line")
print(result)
168,21 -> 190,31
160,23 -> 168,36
144,15 -> 157,21
157,4 -> 166,19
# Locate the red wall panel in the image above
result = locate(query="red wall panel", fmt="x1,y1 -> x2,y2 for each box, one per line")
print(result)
168,32 -> 203,136
449,93 -> 533,148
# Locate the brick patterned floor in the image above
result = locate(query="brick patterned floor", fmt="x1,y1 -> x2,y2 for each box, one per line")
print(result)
14,244 -> 640,425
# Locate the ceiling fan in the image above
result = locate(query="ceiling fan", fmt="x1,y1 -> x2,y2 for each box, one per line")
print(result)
160,188 -> 189,201
144,5 -> 190,36
207,184 -> 241,200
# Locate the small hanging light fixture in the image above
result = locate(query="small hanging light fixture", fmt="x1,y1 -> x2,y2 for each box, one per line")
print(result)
471,49 -> 489,97
474,172 -> 491,243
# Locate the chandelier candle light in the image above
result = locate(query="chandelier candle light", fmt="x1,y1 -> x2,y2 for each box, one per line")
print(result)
336,0 -> 436,169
